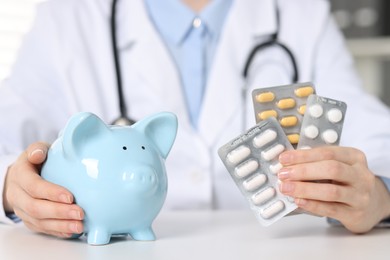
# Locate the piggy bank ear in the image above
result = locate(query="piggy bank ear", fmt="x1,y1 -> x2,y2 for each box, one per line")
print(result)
62,112 -> 110,158
134,112 -> 178,159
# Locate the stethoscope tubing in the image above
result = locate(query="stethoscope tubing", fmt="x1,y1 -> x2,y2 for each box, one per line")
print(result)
110,0 -> 299,126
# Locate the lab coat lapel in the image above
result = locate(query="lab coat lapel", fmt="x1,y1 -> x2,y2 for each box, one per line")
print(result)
198,0 -> 277,146
116,0 -> 187,120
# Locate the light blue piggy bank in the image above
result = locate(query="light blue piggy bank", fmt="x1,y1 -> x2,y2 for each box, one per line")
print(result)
41,112 -> 178,245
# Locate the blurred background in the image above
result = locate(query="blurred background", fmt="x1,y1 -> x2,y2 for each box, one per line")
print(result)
0,0 -> 389,105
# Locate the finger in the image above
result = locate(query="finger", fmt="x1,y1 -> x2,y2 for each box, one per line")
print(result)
279,180 -> 353,204
279,146 -> 367,166
26,142 -> 50,165
18,169 -> 74,204
294,198 -> 347,221
278,160 -> 355,183
15,192 -> 83,221
21,212 -> 84,236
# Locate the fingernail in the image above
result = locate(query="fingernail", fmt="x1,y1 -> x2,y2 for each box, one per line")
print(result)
278,168 -> 291,180
59,194 -> 72,204
69,223 -> 81,233
30,149 -> 44,157
280,182 -> 294,193
279,152 -> 293,164
295,198 -> 307,206
69,210 -> 82,220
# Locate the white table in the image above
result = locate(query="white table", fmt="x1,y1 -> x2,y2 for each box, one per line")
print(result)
0,210 -> 389,260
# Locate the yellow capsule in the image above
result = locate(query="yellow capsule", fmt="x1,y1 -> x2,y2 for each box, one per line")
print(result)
287,134 -> 300,144
279,116 -> 298,127
297,105 -> 306,115
277,98 -> 296,109
256,92 -> 275,103
258,110 -> 278,120
294,86 -> 314,97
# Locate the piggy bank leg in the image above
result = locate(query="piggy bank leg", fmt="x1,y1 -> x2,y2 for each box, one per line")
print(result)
130,227 -> 156,241
87,227 -> 111,245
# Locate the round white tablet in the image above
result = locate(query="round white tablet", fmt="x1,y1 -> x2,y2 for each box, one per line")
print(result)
304,125 -> 319,139
327,108 -> 343,123
309,104 -> 323,118
322,129 -> 338,144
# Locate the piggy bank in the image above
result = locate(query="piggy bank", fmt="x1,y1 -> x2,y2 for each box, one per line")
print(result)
41,111 -> 178,245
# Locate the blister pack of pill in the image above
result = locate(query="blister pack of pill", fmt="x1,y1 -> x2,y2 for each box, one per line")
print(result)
252,82 -> 316,146
218,117 -> 298,226
297,94 -> 347,149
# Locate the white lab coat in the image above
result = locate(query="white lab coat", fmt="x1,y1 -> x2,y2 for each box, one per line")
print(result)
1,0 -> 390,223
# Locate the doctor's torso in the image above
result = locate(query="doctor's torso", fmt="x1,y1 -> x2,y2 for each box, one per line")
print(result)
4,0 -> 389,210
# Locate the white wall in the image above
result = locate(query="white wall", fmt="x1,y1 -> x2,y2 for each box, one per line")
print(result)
0,0 -> 46,82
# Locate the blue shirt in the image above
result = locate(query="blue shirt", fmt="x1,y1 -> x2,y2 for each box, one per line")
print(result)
144,0 -> 233,128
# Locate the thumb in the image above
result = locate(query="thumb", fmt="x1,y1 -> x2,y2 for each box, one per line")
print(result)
26,142 -> 50,165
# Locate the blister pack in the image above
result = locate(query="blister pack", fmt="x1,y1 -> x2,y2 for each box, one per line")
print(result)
252,82 -> 316,146
297,94 -> 347,149
218,117 -> 297,226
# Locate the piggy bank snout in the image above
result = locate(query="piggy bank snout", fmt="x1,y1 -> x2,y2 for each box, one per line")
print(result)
122,165 -> 159,185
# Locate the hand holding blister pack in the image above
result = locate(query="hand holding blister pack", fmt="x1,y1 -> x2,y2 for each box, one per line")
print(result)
218,82 -> 348,227
218,117 -> 297,226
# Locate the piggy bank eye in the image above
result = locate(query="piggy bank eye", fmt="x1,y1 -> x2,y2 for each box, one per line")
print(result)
123,146 -> 127,150
141,146 -> 145,150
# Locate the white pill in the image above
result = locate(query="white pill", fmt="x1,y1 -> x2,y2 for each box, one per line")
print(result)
226,145 -> 251,165
269,162 -> 283,174
304,125 -> 319,139
261,200 -> 285,219
243,174 -> 267,191
234,159 -> 258,178
252,187 -> 276,205
327,108 -> 343,123
261,144 -> 285,161
322,129 -> 338,144
309,104 -> 323,118
253,129 -> 277,148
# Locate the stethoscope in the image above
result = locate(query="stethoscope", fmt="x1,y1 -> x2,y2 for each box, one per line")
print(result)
110,0 -> 299,126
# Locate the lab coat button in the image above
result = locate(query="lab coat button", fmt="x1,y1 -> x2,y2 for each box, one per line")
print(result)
193,17 -> 202,28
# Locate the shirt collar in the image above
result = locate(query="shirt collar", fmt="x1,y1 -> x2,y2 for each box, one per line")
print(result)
144,0 -> 233,45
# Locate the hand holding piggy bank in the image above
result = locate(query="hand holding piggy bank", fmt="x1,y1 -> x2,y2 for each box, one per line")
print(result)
41,112 -> 178,245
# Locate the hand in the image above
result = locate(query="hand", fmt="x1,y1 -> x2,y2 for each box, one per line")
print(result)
277,146 -> 390,233
3,142 -> 84,238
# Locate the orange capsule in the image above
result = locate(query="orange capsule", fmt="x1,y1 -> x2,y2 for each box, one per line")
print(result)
294,86 -> 314,97
287,134 -> 300,144
258,110 -> 278,120
297,105 -> 306,115
256,92 -> 275,103
279,116 -> 298,127
277,98 -> 296,109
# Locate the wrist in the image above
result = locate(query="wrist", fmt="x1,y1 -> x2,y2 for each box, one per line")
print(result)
375,177 -> 390,222
2,167 -> 13,214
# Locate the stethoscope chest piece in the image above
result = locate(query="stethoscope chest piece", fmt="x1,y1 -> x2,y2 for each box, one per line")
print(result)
111,117 -> 136,126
